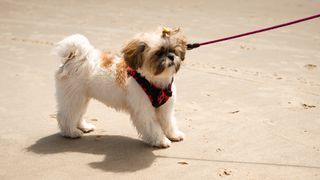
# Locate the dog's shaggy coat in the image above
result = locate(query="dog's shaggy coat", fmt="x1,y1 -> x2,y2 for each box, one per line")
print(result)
54,29 -> 186,147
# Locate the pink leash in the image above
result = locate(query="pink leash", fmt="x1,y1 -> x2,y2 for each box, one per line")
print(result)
187,13 -> 320,50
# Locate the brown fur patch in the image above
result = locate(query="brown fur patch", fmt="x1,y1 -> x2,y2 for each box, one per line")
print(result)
175,35 -> 187,61
100,52 -> 113,69
122,40 -> 146,70
115,59 -> 128,88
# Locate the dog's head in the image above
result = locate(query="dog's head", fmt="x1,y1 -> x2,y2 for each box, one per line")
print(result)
122,27 -> 187,78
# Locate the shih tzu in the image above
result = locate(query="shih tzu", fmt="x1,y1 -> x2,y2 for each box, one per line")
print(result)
54,27 -> 187,148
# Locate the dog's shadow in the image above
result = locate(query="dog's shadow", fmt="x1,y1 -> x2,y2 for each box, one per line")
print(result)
27,134 -> 156,172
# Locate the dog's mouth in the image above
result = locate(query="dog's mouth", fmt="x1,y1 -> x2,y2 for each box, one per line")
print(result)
168,62 -> 175,67
152,58 -> 181,76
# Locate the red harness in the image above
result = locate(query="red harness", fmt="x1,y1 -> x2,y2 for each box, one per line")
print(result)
127,67 -> 173,108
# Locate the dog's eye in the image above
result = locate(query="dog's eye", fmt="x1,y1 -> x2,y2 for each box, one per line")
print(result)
157,51 -> 163,57
169,49 -> 175,54
156,49 -> 165,57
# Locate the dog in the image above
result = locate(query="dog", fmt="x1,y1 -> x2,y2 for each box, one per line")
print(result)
54,27 -> 187,148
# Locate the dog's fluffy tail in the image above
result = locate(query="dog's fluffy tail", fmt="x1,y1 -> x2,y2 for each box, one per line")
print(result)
55,34 -> 94,64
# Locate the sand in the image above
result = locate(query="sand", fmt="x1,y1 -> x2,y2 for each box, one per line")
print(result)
0,0 -> 319,179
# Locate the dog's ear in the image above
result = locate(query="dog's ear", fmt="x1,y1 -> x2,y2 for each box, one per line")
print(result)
163,27 -> 187,61
174,33 -> 187,61
122,40 -> 148,70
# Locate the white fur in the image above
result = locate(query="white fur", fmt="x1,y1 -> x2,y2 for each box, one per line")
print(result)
54,34 -> 184,148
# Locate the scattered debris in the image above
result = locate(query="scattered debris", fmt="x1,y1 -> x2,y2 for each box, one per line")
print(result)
178,161 -> 189,165
218,168 -> 232,177
304,64 -> 317,70
240,45 -> 256,50
223,170 -> 232,176
229,110 -> 239,114
216,148 -> 222,152
301,103 -> 316,109
313,147 -> 319,152
11,37 -> 54,46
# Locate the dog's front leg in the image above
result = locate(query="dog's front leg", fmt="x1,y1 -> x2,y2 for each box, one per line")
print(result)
156,86 -> 185,142
129,106 -> 171,148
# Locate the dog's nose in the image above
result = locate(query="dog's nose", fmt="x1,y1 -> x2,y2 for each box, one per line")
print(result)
167,53 -> 174,61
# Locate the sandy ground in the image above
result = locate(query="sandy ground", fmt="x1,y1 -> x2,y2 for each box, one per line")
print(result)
0,0 -> 320,179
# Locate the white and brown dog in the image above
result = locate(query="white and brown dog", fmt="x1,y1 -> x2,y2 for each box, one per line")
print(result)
54,28 -> 186,148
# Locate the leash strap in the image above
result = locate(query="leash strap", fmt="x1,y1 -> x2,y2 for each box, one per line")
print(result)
187,13 -> 320,50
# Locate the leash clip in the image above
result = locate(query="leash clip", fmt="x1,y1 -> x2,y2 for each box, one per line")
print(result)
186,43 -> 200,50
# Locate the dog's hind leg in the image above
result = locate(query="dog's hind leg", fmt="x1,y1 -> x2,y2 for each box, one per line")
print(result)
54,34 -> 96,138
78,118 -> 96,133
56,88 -> 91,138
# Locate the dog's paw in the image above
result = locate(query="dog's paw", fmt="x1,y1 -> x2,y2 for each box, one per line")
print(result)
60,128 -> 84,138
78,122 -> 96,133
151,137 -> 172,148
167,130 -> 185,142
